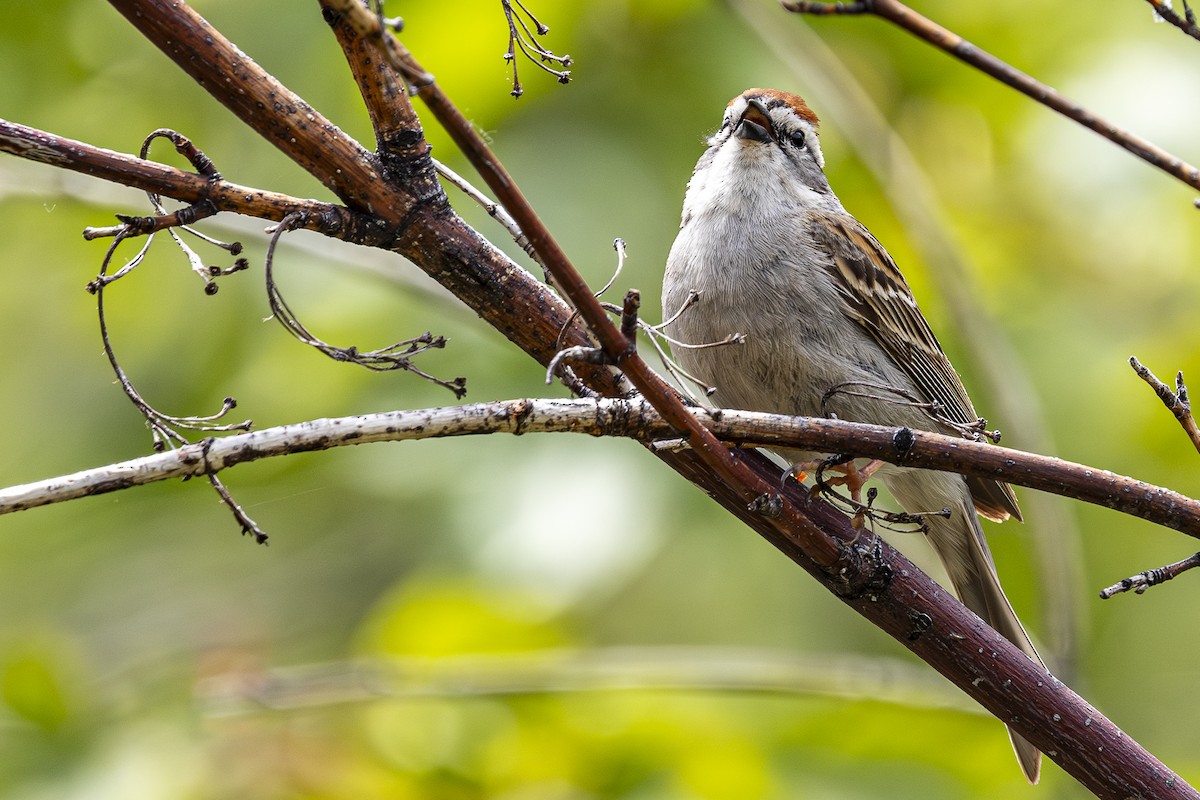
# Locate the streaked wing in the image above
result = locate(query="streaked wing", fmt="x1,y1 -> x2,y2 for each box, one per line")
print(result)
807,210 -> 1021,522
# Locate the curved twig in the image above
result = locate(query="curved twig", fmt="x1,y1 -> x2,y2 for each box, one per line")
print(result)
86,230 -> 264,542
263,212 -> 466,396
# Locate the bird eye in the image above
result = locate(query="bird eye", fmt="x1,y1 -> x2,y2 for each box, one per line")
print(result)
788,130 -> 806,148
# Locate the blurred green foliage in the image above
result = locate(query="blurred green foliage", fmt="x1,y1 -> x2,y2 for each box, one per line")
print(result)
2,1 -> 1200,797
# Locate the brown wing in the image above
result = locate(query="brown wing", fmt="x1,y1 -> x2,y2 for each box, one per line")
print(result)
807,210 -> 1021,523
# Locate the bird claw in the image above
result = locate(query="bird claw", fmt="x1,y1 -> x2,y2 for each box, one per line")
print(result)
788,456 -> 884,505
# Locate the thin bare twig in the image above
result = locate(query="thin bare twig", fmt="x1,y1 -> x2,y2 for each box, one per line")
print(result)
433,158 -> 537,263
550,239 -> 630,358
85,230 -> 264,543
1145,0 -> 1200,42
87,237 -> 251,442
500,0 -> 572,97
1099,551 -> 1200,598
1130,356 -> 1200,454
591,292 -> 740,401
656,289 -> 702,333
264,211 -> 467,397
642,332 -> 719,400
822,381 -> 1000,443
593,238 -> 627,299
783,0 -> 1200,193
124,130 -> 246,291
645,291 -> 735,399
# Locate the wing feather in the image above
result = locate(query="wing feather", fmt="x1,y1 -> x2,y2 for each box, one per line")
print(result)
807,211 -> 1021,522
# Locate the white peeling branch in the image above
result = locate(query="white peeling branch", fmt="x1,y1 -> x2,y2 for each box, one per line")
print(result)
4,399 -> 1200,546
0,398 -> 624,514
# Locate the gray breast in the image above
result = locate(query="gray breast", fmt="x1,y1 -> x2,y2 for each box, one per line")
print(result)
663,208 -> 917,428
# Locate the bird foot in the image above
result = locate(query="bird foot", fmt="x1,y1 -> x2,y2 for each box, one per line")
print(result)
787,457 -> 886,530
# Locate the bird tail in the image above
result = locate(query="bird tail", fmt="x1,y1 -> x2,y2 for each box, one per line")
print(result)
883,470 -> 1043,784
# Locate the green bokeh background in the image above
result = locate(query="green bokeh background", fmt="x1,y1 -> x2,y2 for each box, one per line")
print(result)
2,1 -> 1199,797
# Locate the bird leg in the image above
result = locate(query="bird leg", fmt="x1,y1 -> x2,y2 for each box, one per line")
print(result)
788,456 -> 886,530
788,456 -> 882,500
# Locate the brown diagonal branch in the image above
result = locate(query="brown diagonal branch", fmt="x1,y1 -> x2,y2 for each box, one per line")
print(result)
106,0 -> 396,214
783,0 -> 1200,193
322,4 -> 424,155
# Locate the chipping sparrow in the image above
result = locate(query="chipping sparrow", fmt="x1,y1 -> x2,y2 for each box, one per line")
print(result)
662,88 -> 1043,783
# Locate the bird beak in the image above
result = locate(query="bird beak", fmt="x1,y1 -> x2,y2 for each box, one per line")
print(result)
734,98 -> 775,144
